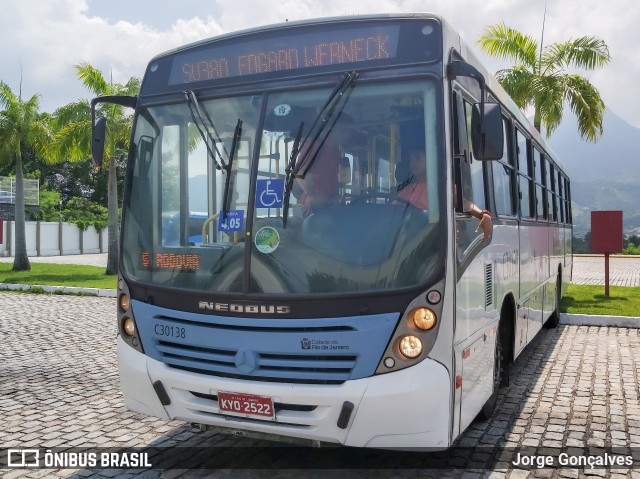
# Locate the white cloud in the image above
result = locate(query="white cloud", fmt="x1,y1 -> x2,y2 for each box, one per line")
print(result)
1,0 -> 637,128
0,0 -> 224,111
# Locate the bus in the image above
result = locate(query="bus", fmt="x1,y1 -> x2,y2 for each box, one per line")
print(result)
92,13 -> 572,449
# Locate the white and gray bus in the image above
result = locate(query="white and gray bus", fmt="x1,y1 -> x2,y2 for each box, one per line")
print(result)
93,13 -> 572,449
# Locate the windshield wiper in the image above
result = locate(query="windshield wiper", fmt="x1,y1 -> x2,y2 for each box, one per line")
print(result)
294,70 -> 358,178
282,121 -> 305,227
184,90 -> 228,171
280,70 -> 358,227
222,119 -> 243,221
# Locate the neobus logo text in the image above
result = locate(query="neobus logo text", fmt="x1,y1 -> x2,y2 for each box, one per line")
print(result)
199,301 -> 291,314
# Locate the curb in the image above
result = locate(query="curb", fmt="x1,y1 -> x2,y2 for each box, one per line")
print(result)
0,282 -> 116,298
572,254 -> 640,259
560,313 -> 640,328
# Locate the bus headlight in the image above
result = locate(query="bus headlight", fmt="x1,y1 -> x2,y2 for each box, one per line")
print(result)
399,335 -> 423,358
374,281 -> 444,375
119,294 -> 131,313
411,307 -> 436,330
123,317 -> 136,337
117,276 -> 144,353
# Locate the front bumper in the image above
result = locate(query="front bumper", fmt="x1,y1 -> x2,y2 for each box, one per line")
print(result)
118,335 -> 452,449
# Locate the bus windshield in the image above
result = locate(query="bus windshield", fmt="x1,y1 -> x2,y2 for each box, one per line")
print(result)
122,79 -> 444,295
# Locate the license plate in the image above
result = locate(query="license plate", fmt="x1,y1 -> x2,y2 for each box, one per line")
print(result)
218,391 -> 275,420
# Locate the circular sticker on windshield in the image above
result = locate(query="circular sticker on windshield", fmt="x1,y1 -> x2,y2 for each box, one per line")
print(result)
255,226 -> 280,254
273,104 -> 291,116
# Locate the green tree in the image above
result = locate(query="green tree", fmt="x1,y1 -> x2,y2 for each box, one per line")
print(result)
477,22 -> 610,141
36,188 -> 62,222
62,197 -> 108,231
623,234 -> 640,255
0,82 -> 52,270
52,62 -> 140,274
31,156 -> 125,208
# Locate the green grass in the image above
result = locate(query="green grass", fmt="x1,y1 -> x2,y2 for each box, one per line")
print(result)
561,284 -> 640,317
2,263 -> 637,315
0,263 -> 116,289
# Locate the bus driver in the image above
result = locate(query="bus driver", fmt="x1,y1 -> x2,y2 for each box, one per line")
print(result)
396,149 -> 493,242
296,142 -> 341,218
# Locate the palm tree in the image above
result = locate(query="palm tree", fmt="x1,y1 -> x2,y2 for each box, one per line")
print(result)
53,62 -> 140,275
477,22 -> 610,141
0,82 -> 52,271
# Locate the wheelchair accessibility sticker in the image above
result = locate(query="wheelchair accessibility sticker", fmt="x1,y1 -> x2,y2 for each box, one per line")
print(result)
256,179 -> 284,208
255,226 -> 280,254
218,210 -> 244,232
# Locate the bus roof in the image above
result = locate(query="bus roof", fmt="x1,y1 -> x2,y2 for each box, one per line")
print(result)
146,12 -> 566,175
149,13 -> 446,62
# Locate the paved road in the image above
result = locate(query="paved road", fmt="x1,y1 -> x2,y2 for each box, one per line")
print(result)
1,293 -> 640,477
571,256 -> 640,287
0,253 -> 108,268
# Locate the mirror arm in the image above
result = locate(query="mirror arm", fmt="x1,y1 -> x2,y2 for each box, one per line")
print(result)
447,61 -> 487,127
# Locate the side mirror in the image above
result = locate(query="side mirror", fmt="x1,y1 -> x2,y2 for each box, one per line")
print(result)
92,116 -> 107,168
471,102 -> 503,160
90,94 -> 137,169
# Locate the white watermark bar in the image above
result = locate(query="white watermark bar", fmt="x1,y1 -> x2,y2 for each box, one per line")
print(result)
4,448 -> 152,469
1,446 -> 639,471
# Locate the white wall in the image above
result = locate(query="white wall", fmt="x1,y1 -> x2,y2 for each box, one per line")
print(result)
39,223 -> 61,256
0,221 -> 107,257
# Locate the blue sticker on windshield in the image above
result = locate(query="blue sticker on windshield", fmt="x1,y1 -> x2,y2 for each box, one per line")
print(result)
256,179 -> 284,208
218,210 -> 244,232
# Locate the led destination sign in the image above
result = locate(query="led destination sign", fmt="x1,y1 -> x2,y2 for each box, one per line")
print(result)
168,24 -> 401,85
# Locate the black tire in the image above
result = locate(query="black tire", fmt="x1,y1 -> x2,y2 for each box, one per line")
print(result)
545,277 -> 561,328
499,322 -> 511,388
479,329 -> 502,420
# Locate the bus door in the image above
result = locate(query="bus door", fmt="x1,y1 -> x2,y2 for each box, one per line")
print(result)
451,87 -> 497,435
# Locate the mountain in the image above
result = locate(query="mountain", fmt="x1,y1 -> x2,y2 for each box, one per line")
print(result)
547,109 -> 640,235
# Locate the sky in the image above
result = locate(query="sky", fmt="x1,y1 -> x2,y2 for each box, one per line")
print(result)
1,0 -> 639,129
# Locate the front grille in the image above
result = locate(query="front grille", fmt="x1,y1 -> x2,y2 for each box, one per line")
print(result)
134,300 -> 399,385
157,339 -> 357,384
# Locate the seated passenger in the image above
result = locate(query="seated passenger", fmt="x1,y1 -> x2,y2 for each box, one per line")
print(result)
296,142 -> 340,217
397,149 -> 428,209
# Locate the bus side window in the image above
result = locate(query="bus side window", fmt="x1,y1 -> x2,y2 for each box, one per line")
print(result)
533,146 -> 546,220
565,177 -> 572,223
516,129 -> 534,219
549,162 -> 558,222
452,91 -> 468,212
462,99 -> 487,214
492,117 -> 515,216
452,90 -> 486,214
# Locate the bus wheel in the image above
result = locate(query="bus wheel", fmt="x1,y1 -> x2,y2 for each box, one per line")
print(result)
479,329 -> 502,420
545,276 -> 561,328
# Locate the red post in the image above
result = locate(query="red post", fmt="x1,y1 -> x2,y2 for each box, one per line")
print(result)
605,253 -> 610,297
591,211 -> 623,297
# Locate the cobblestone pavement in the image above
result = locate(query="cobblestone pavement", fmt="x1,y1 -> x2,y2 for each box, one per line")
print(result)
2,294 -> 640,478
571,256 -> 640,287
